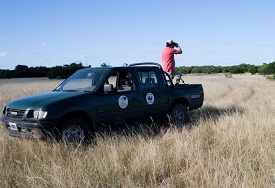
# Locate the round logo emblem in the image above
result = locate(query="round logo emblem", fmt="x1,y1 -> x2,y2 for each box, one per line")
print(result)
118,95 -> 128,109
146,93 -> 154,105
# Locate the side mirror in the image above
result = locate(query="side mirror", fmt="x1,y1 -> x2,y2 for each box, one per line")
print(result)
104,84 -> 113,92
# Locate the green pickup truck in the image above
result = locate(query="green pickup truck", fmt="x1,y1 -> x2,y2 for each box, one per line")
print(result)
1,63 -> 204,143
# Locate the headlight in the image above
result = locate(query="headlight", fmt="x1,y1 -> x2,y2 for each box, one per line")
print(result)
33,110 -> 48,119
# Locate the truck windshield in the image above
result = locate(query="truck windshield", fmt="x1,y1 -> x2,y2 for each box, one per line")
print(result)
55,69 -> 108,92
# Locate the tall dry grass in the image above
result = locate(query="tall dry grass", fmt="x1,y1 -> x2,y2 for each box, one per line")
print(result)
0,75 -> 275,187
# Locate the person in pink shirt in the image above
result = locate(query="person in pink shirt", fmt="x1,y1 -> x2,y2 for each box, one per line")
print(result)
162,40 -> 182,79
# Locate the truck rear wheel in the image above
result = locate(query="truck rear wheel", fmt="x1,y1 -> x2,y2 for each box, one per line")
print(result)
60,117 -> 92,144
170,104 -> 188,126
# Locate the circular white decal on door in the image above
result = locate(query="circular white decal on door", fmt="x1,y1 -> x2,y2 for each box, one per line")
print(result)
118,95 -> 128,109
146,93 -> 154,105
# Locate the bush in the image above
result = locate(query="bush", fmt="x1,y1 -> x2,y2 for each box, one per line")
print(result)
225,73 -> 232,78
266,74 -> 275,80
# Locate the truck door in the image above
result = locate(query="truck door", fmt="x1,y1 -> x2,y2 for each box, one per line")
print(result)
97,70 -> 141,126
137,69 -> 168,121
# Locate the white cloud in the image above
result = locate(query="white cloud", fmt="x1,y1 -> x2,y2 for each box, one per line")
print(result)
39,43 -> 46,47
0,51 -> 7,57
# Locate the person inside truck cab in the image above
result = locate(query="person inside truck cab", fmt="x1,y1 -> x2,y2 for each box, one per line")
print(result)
117,71 -> 134,92
103,71 -> 134,93
162,40 -> 182,80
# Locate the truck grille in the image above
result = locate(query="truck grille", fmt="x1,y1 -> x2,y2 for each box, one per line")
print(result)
7,108 -> 25,118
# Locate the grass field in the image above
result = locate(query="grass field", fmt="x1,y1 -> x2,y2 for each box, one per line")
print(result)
0,75 -> 275,187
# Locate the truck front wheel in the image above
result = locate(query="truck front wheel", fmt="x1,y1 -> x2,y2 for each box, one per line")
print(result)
60,117 -> 92,144
170,104 -> 188,126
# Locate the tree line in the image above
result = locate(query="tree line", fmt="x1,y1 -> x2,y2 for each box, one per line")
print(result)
0,62 -> 89,79
0,61 -> 275,79
175,62 -> 275,75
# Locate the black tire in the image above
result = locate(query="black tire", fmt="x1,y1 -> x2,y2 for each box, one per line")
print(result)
170,104 -> 188,126
60,117 -> 92,144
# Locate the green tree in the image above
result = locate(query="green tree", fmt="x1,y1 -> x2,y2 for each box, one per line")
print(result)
14,65 -> 28,77
258,62 -> 275,75
248,65 -> 258,75
47,62 -> 85,79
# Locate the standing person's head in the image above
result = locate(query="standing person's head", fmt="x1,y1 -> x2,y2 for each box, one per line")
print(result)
166,40 -> 178,48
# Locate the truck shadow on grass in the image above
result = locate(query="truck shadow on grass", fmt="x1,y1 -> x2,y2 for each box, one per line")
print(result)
96,105 -> 245,141
188,105 -> 245,126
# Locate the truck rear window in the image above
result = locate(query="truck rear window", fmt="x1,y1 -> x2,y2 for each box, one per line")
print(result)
137,70 -> 159,89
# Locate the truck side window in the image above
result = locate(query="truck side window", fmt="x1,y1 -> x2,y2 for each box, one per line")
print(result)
138,70 -> 159,89
104,71 -> 135,93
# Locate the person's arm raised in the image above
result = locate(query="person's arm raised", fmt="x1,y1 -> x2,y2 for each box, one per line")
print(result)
176,44 -> 182,54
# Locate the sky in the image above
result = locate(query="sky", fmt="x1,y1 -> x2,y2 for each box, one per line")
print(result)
0,0 -> 275,70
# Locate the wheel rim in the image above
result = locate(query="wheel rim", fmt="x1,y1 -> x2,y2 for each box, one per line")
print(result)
63,126 -> 85,143
173,109 -> 184,124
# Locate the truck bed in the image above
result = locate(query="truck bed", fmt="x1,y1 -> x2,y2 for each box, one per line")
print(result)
167,84 -> 204,111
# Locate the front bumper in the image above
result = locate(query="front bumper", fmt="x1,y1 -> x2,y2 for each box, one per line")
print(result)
1,116 -> 59,139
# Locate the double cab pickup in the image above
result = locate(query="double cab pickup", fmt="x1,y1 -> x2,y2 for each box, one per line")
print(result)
1,63 -> 204,143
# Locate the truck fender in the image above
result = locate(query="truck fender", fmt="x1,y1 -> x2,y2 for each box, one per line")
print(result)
169,97 -> 189,111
